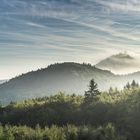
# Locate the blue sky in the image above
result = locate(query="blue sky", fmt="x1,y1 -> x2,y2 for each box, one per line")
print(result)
0,0 -> 140,79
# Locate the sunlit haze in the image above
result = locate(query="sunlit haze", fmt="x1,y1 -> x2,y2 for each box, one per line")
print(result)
1,0 -> 140,79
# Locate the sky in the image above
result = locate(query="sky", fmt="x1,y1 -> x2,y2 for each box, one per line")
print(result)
0,0 -> 140,79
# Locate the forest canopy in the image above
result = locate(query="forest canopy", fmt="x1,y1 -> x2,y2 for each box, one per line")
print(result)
0,80 -> 140,140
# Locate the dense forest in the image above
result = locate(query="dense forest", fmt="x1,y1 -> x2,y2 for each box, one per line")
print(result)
0,79 -> 140,140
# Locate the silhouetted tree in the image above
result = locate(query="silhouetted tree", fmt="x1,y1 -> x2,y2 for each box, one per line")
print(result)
131,80 -> 139,88
84,79 -> 100,103
124,82 -> 131,89
109,87 -> 114,94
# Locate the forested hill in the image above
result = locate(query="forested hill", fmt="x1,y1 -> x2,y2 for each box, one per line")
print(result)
0,62 -> 140,105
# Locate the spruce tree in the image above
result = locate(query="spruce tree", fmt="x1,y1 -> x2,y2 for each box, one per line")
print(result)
84,79 -> 100,103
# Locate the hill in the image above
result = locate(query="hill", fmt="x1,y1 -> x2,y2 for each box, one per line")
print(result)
0,80 -> 6,85
96,53 -> 140,74
0,62 -> 140,105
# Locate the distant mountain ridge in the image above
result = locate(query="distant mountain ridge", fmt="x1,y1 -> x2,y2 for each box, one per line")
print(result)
0,80 -> 7,84
0,62 -> 140,105
96,53 -> 140,74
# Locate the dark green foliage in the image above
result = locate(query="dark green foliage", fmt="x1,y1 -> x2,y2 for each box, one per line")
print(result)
0,124 -> 124,140
124,82 -> 131,89
84,79 -> 100,103
131,80 -> 139,88
0,81 -> 140,139
124,80 -> 139,89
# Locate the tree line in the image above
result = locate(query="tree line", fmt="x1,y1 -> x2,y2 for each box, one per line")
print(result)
0,79 -> 140,140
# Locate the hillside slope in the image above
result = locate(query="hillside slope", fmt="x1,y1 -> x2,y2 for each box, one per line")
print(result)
0,62 -> 140,105
0,80 -> 6,85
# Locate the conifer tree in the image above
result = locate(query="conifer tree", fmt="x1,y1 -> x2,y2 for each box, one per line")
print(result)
84,79 -> 100,103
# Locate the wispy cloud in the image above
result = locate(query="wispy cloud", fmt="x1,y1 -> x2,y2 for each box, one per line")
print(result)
0,0 -> 140,78
94,0 -> 140,12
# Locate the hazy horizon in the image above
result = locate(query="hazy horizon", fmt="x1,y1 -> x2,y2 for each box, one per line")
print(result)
1,0 -> 140,79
